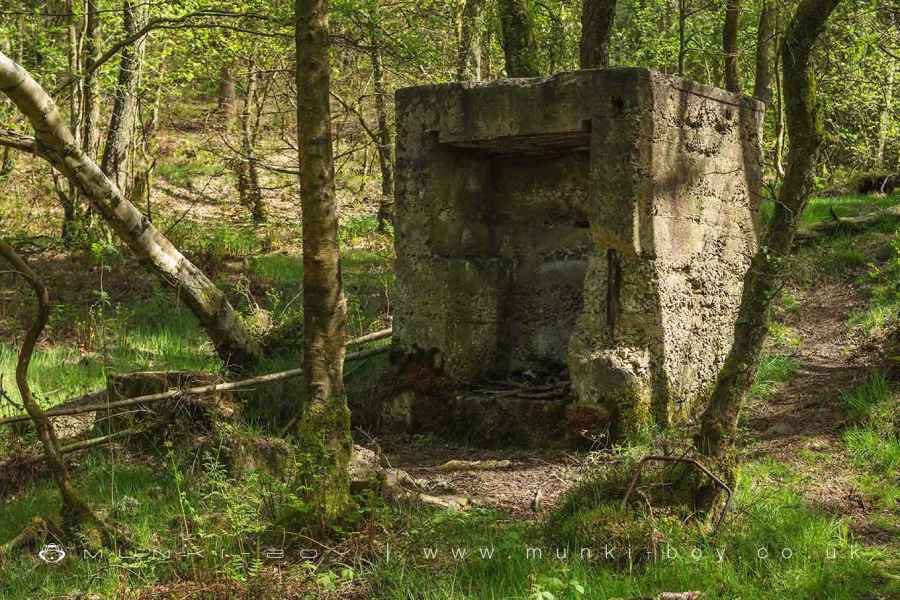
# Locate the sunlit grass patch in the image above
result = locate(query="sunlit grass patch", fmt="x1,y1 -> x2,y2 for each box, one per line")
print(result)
849,232 -> 900,347
768,321 -> 802,350
750,355 -> 800,402
0,455 -> 180,598
760,193 -> 900,228
819,241 -> 871,276
0,343 -> 106,415
0,447 -> 288,598
251,253 -> 304,287
840,373 -> 899,511
370,455 -> 889,599
0,294 -> 219,416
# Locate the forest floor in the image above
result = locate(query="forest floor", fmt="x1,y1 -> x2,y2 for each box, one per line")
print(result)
378,276 -> 893,527
0,124 -> 898,598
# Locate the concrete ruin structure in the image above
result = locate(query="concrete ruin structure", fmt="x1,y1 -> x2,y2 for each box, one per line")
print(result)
388,68 -> 764,441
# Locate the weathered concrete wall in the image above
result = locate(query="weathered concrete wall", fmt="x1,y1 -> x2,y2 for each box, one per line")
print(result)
392,68 -> 763,438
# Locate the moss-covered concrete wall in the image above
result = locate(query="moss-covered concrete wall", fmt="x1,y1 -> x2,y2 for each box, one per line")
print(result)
392,68 -> 763,438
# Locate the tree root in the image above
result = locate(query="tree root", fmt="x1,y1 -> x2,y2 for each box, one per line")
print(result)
622,455 -> 733,531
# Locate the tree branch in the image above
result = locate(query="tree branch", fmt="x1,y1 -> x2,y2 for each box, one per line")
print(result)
0,128 -> 37,153
52,11 -> 283,96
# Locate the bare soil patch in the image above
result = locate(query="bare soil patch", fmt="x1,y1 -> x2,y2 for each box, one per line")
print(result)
380,438 -> 581,519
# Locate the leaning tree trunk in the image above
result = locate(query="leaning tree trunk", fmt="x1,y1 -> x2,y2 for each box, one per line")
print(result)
456,0 -> 484,81
580,0 -> 618,69
101,0 -> 147,193
0,52 -> 261,370
753,0 -> 774,103
371,42 -> 394,232
695,0 -> 842,471
723,0 -> 742,92
295,0 -> 353,520
498,0 -> 541,77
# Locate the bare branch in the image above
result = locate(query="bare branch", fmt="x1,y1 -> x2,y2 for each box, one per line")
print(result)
0,128 -> 37,153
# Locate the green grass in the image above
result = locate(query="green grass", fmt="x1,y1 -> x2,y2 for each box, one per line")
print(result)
750,355 -> 800,402
367,460 -> 891,599
0,455 -> 182,598
849,232 -> 900,344
1,447 -> 893,599
0,294 -> 219,417
840,373 -> 899,511
778,195 -> 900,286
0,446 -> 291,598
760,193 -> 900,228
156,149 -> 223,189
767,321 -> 802,350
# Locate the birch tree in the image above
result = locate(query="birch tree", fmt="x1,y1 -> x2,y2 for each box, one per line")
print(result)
0,53 -> 261,370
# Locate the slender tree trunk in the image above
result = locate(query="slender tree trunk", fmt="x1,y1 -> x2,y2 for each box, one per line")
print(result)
234,66 -> 266,223
695,0 -> 842,468
59,0 -> 82,235
0,52 -> 261,370
498,0 -> 541,77
678,0 -> 687,76
371,43 -> 394,232
483,17 -> 494,80
0,239 -> 115,540
0,147 -> 12,180
773,24 -> 786,177
101,0 -> 146,194
723,0 -> 741,92
218,63 -> 237,124
66,0 -> 82,148
753,0 -> 774,103
580,0 -> 618,69
295,0 -> 352,521
0,35 -> 13,181
81,0 -> 100,157
456,0 -> 484,81
546,3 -> 564,73
877,13 -> 896,169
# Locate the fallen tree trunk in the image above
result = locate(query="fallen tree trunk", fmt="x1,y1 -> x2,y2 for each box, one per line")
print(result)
0,342 -> 388,427
0,52 -> 260,370
794,204 -> 900,241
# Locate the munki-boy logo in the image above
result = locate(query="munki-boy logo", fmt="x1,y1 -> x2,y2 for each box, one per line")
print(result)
38,543 -> 67,564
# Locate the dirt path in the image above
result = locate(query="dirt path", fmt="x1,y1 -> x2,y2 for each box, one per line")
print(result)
380,439 -> 580,518
746,280 -> 893,543
381,281 -> 892,537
